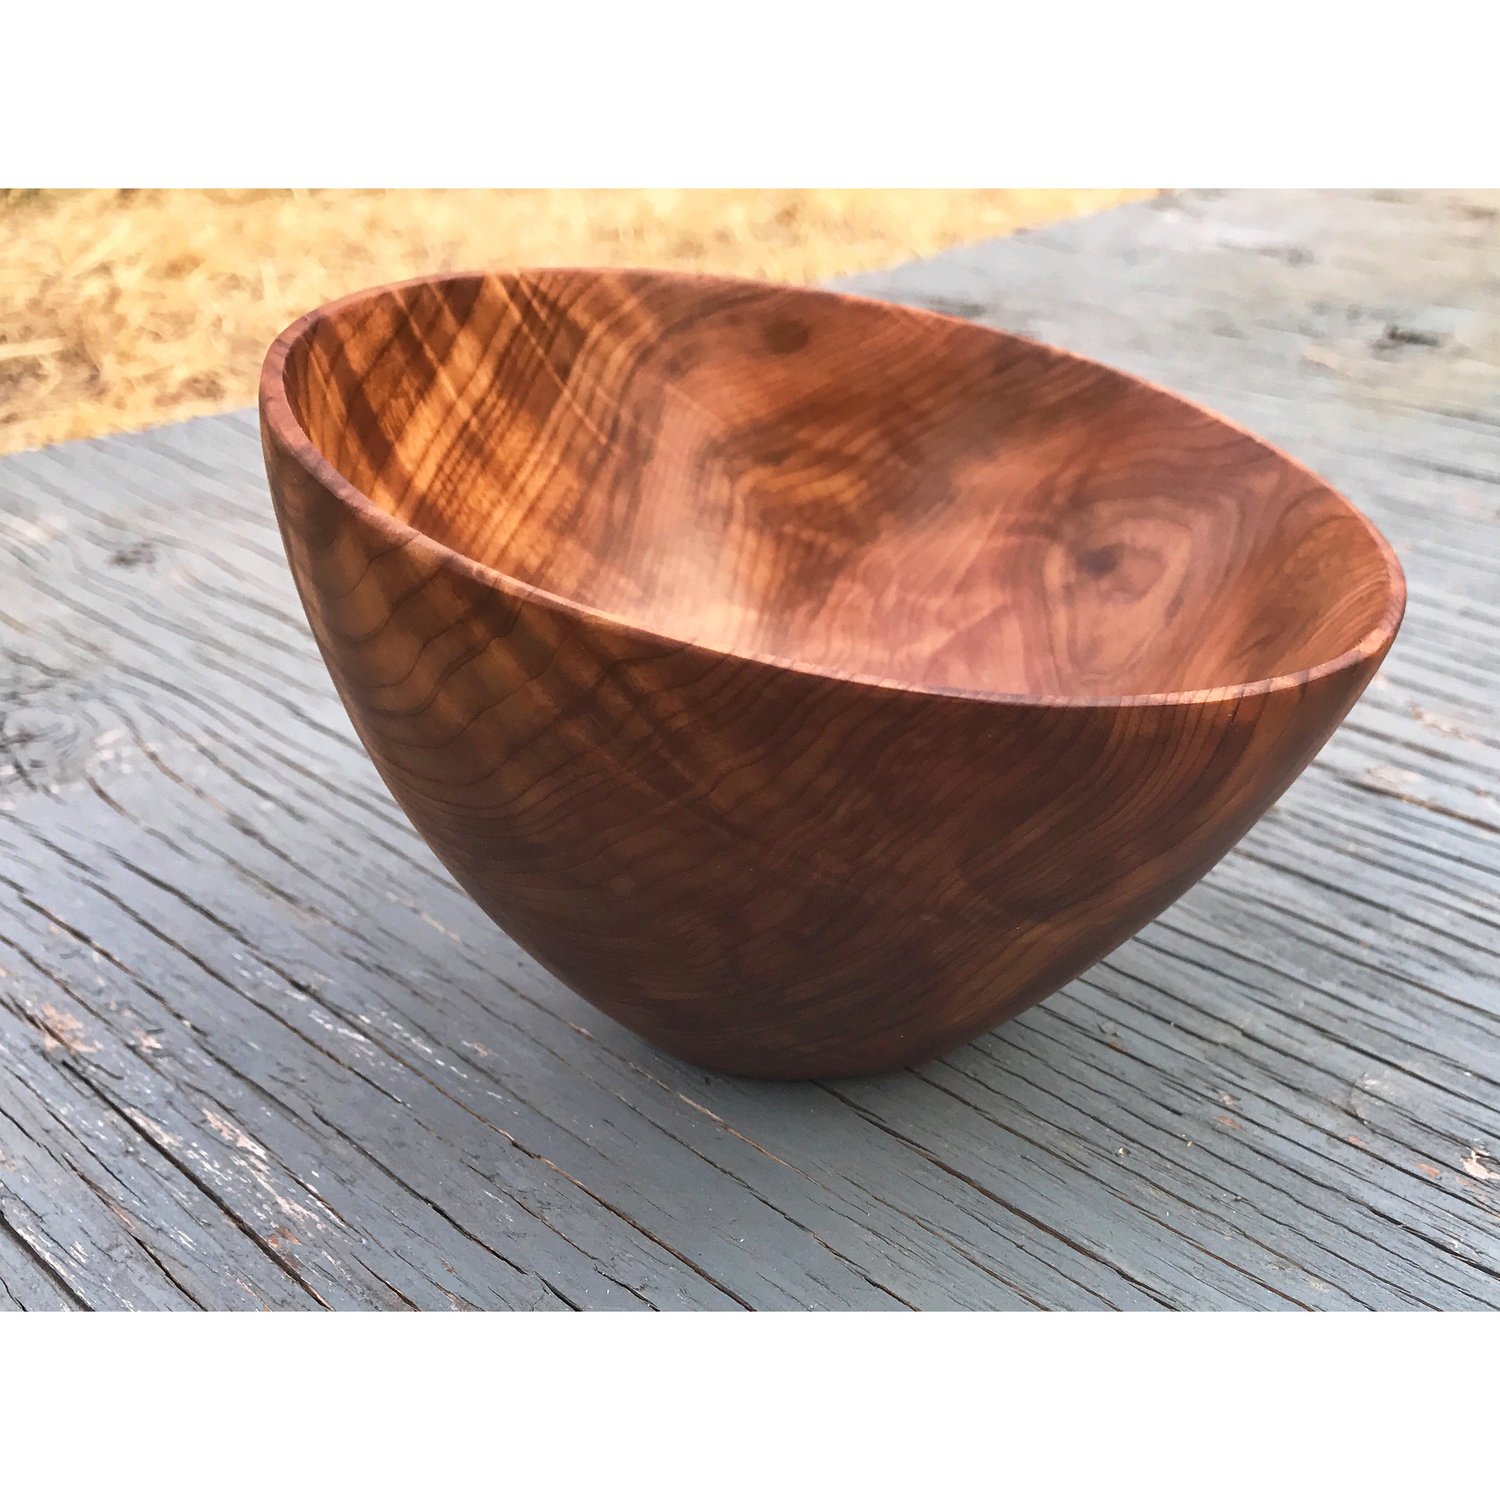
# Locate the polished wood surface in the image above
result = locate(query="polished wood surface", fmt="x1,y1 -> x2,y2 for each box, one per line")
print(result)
259,268 -> 1404,1077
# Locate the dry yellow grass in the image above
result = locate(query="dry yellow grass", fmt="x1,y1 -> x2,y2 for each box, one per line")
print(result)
0,189 -> 1152,455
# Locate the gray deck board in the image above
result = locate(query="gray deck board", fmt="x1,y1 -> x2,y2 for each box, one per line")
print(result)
2,188 -> 1497,1308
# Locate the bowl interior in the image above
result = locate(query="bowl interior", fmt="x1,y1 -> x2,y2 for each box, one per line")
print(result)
279,269 -> 1399,699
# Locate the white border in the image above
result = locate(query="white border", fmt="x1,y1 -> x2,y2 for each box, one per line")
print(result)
0,1313 -> 1492,1490
3,6 -> 1496,185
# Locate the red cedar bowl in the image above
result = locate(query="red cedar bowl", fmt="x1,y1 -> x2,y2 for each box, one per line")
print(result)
260,268 -> 1405,1079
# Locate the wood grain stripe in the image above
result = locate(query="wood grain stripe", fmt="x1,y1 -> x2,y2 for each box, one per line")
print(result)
260,267 -> 1403,1077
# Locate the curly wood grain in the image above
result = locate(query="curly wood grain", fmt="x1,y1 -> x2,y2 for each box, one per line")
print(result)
260,268 -> 1404,1077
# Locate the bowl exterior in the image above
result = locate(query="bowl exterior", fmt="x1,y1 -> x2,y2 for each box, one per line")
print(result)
262,416 -> 1391,1078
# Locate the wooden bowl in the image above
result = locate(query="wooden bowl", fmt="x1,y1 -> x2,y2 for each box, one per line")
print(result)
260,268 -> 1405,1079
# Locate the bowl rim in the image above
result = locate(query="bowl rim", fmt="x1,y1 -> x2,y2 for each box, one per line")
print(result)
259,265 -> 1407,712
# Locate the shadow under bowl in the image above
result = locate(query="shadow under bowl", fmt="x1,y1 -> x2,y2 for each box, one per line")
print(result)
260,267 -> 1405,1078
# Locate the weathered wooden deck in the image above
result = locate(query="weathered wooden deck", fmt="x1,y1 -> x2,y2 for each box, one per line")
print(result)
2,188 -> 1497,1309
